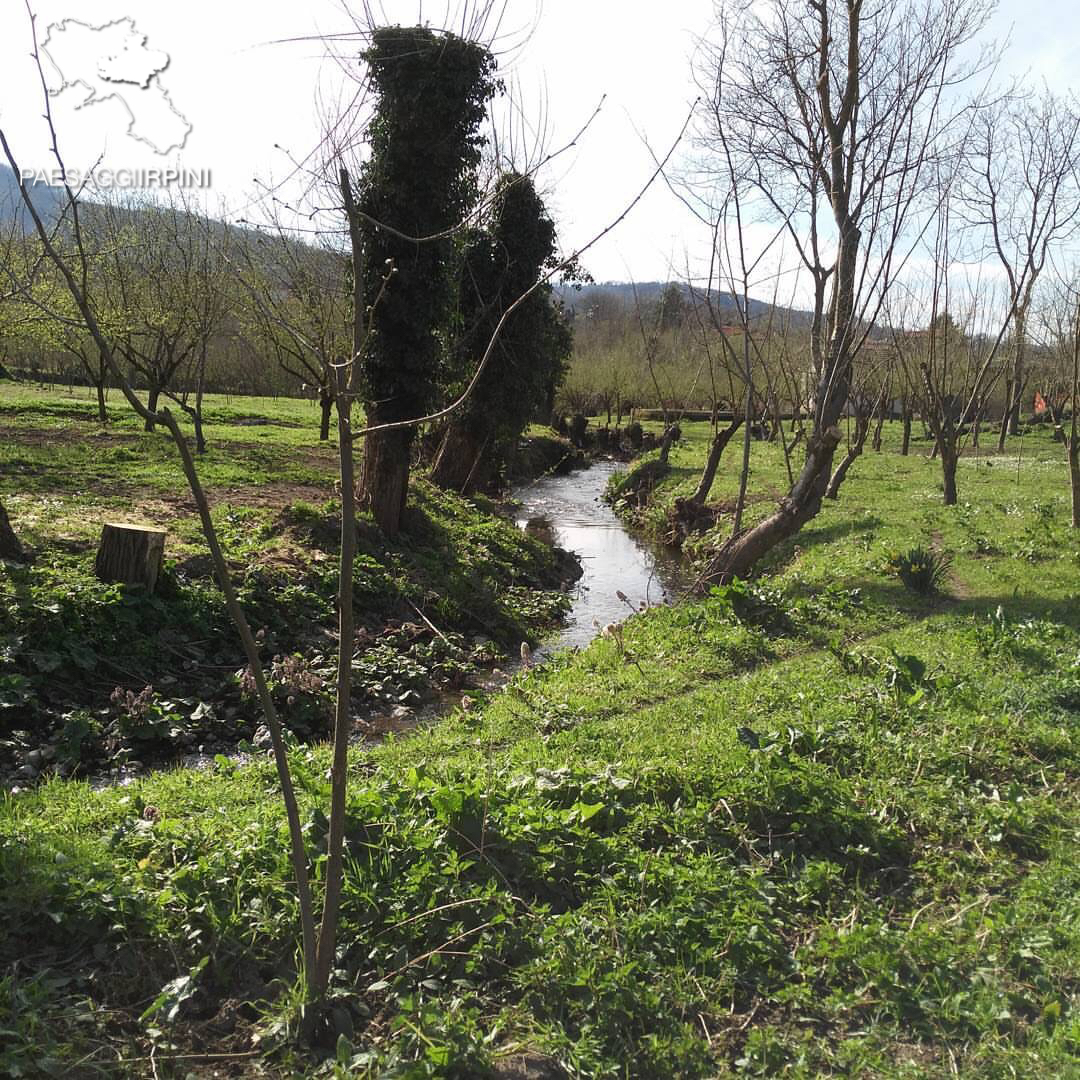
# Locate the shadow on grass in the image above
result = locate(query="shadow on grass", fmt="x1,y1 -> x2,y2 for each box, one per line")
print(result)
843,576 -> 1080,636
755,515 -> 885,577
371,484 -> 567,645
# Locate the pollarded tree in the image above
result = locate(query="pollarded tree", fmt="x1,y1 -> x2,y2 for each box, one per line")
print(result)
352,26 -> 498,535
696,0 -> 991,582
430,172 -> 571,492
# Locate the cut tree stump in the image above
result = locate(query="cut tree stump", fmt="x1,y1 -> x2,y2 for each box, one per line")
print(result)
94,523 -> 166,592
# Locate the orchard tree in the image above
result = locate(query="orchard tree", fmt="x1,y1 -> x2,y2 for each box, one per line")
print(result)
430,171 -> 571,492
695,0 -> 991,582
93,194 -> 233,446
237,227 -> 349,441
351,25 -> 498,535
961,90 -> 1080,446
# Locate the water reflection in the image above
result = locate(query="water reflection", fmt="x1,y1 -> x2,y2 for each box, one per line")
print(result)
515,460 -> 687,653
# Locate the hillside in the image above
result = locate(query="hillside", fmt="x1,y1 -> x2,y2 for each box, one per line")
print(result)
555,279 -> 812,328
0,163 -> 67,231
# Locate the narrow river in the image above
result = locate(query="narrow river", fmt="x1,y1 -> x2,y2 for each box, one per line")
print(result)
88,460 -> 686,787
514,459 -> 688,653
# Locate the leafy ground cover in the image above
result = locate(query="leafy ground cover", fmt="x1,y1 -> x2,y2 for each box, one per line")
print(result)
1,407 -> 1078,1077
0,383 -> 573,780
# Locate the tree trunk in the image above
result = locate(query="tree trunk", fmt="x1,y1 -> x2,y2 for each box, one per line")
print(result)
782,426 -> 803,488
94,522 -> 166,591
705,207 -> 858,584
314,370 -> 358,992
319,390 -> 333,441
430,421 -> 486,494
0,499 -> 25,561
1006,318 -> 1026,436
941,445 -> 959,506
194,362 -> 207,454
145,385 -> 161,431
997,380 -> 1012,451
359,417 -> 412,537
871,405 -> 886,452
691,419 -> 742,505
657,423 -> 679,466
1067,436 -> 1080,528
96,351 -> 109,423
705,425 -> 843,582
193,410 -> 206,455
901,411 -> 912,456
825,412 -> 870,499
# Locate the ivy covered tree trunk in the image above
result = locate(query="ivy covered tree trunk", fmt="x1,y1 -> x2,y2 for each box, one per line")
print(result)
359,418 -> 412,538
352,27 -> 498,531
430,172 -> 571,497
0,499 -> 25,561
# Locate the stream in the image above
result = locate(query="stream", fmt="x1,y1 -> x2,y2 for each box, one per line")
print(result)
80,460 -> 686,789
514,459 -> 688,654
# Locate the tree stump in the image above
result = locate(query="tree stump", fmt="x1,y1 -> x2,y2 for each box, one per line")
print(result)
94,523 -> 166,592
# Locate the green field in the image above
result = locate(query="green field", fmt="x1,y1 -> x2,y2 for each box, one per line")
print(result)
2,394 -> 1079,1076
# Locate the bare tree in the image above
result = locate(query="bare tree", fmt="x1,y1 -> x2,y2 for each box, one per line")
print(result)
693,0 -> 991,582
961,89 -> 1080,447
90,192 -> 232,446
888,188 -> 1011,509
1035,270 -> 1080,526
236,224 -> 349,441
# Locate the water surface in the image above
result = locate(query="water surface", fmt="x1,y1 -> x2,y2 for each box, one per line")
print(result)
515,460 -> 687,653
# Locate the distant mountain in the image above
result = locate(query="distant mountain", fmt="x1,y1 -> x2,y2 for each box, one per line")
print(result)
554,280 -> 810,328
0,164 -> 69,232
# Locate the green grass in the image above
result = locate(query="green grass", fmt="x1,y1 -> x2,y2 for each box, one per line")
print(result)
1,400 -> 1079,1076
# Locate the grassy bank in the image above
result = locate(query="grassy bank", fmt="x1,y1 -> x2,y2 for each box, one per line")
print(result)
0,383 -> 574,778
2,406 -> 1079,1077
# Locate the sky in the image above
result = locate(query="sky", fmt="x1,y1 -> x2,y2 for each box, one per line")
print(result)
0,0 -> 1077,284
